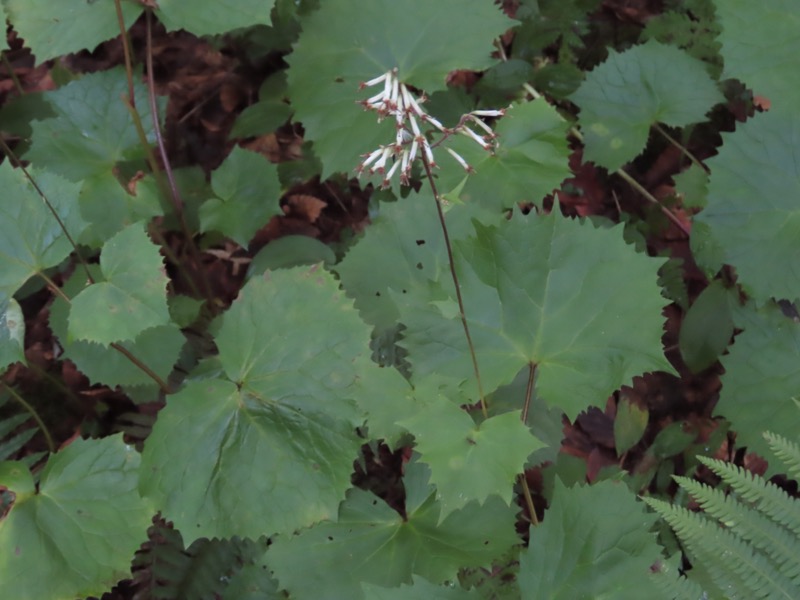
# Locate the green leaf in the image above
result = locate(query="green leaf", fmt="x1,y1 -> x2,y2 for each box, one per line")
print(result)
694,110 -> 800,304
362,576 -> 482,599
268,460 -> 519,600
4,0 -> 142,64
400,210 -> 673,419
570,40 -> 723,171
199,146 -> 282,247
231,72 -> 292,138
26,67 -> 161,181
69,222 -> 170,345
715,304 -> 800,462
337,192 -> 504,333
247,236 -> 336,278
0,297 -> 25,374
0,436 -> 151,600
401,398 -> 542,520
614,395 -> 649,455
0,161 -> 85,298
437,100 -> 572,210
715,0 -> 800,111
51,269 -> 183,389
156,0 -> 275,36
78,171 -> 164,248
673,163 -> 709,210
140,267 -> 385,542
287,0 -> 514,176
518,479 -> 669,599
678,280 -> 735,373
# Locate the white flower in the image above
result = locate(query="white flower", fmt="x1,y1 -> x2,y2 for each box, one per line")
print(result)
356,69 -> 504,186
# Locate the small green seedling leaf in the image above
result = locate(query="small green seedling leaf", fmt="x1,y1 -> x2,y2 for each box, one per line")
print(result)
570,40 -> 723,171
679,280 -> 735,373
0,436 -> 151,600
287,0 -> 514,176
695,110 -> 800,305
519,479 -> 671,599
4,0 -> 142,64
69,223 -> 170,345
614,395 -> 649,456
401,397 -> 543,520
199,146 -> 282,247
26,68 -> 161,182
268,460 -> 518,600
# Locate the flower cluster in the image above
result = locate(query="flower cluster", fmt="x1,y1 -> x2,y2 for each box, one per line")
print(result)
356,68 -> 504,188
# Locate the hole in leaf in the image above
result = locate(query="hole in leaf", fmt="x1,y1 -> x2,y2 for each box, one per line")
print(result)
416,239 -> 425,245
416,262 -> 423,270
375,291 -> 381,297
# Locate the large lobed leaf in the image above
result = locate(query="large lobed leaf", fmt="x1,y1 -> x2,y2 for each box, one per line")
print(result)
26,68 -> 160,182
140,267 -> 401,543
695,110 -> 800,305
0,436 -> 152,600
268,460 -> 519,600
715,304 -> 800,464
570,40 -> 723,171
4,0 -> 142,64
519,479 -> 670,599
399,209 -> 673,419
287,0 -> 515,176
156,0 -> 275,37
715,0 -> 800,111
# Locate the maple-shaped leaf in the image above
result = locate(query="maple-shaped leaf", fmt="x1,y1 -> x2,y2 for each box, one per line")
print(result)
518,479 -> 671,599
26,68 -> 163,182
570,40 -> 723,171
694,110 -> 800,305
287,0 -> 514,177
400,397 -> 542,520
199,146 -> 282,247
399,209 -> 673,419
361,576 -> 482,599
156,0 -> 274,37
715,0 -> 800,111
4,0 -> 142,64
68,223 -> 170,345
0,162 -> 86,298
436,100 -> 572,210
0,436 -> 152,600
139,267 -> 401,543
268,459 -> 519,600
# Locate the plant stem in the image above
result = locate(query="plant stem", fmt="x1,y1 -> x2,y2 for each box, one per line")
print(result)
566,126 -> 691,237
1,52 -> 25,96
0,137 -> 96,284
37,272 -> 172,395
145,11 -> 215,304
519,473 -> 539,526
419,155 -> 488,419
653,123 -> 709,173
518,363 -> 539,525
1,382 -> 56,453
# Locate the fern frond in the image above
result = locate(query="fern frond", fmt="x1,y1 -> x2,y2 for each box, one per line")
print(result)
651,553 -> 706,600
676,476 -> 800,583
696,456 -> 800,538
764,431 -> 800,482
644,497 -> 798,599
0,412 -> 37,460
